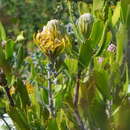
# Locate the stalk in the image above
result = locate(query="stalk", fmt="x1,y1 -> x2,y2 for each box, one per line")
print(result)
47,63 -> 55,117
73,71 -> 86,130
73,71 -> 81,107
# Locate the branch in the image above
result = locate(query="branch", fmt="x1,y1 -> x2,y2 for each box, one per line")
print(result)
74,108 -> 86,130
73,72 -> 86,130
73,71 -> 80,107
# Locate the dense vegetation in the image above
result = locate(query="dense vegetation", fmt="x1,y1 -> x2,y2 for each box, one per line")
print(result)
0,0 -> 130,130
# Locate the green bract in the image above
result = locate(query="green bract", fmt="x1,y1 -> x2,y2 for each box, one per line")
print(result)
77,13 -> 93,39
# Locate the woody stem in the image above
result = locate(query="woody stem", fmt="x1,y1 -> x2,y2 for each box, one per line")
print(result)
73,71 -> 86,130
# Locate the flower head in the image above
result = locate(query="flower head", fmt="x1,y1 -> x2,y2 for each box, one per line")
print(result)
79,13 -> 93,24
77,13 -> 93,37
34,19 -> 68,57
107,43 -> 116,52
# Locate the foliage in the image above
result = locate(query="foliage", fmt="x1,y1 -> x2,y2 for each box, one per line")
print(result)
0,0 -> 130,130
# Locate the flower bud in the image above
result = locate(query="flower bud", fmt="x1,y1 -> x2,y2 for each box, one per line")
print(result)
1,40 -> 7,47
77,13 -> 93,38
35,19 -> 68,57
16,31 -> 24,42
98,57 -> 104,64
46,20 -> 62,32
107,43 -> 116,52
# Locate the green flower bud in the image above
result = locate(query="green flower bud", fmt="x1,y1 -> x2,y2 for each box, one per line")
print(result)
46,19 -> 62,32
16,31 -> 24,42
77,13 -> 93,38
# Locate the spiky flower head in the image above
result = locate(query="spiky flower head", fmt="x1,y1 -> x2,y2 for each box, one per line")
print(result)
34,19 -> 68,58
77,13 -> 93,38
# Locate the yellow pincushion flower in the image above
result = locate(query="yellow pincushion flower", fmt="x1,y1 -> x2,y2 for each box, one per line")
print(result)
34,19 -> 68,57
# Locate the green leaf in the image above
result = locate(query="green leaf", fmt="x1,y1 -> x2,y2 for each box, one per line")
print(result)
122,64 -> 129,96
0,46 -> 6,66
126,4 -> 130,27
95,70 -> 110,99
40,88 -> 48,104
16,79 -> 30,107
93,0 -> 104,12
116,24 -> 128,65
47,119 -> 58,130
8,107 -> 30,130
16,45 -> 25,69
121,0 -> 130,23
88,98 -> 108,130
95,20 -> 109,56
0,45 -> 12,75
79,75 -> 109,129
78,2 -> 91,14
55,93 -> 63,109
60,120 -> 68,130
112,2 -> 121,26
78,42 -> 92,70
5,40 -> 15,59
65,58 -> 78,75
0,22 -> 6,41
113,102 -> 130,130
89,20 -> 104,48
